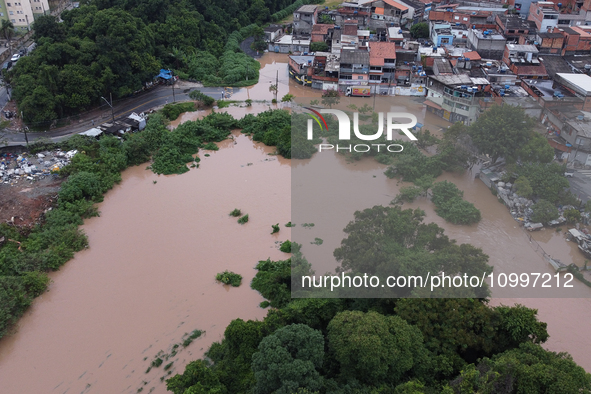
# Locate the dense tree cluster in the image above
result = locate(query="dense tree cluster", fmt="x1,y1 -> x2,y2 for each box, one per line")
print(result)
166,251 -> 588,394
10,0 -> 313,125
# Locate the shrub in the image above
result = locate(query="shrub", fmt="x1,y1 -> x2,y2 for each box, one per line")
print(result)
280,240 -> 292,253
271,224 -> 280,234
188,90 -> 215,107
161,102 -> 196,121
564,208 -> 581,223
230,209 -> 242,217
182,329 -> 204,347
216,270 -> 242,287
393,186 -> 422,204
431,181 -> 481,225
238,214 -> 249,224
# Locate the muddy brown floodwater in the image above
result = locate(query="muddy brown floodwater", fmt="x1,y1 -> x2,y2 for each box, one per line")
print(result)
0,129 -> 291,394
1,52 -> 591,394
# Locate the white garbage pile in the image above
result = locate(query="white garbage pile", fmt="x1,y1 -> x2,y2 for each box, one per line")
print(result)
0,149 -> 77,184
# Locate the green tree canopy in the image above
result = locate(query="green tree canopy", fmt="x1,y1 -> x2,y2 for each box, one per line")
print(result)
310,41 -> 329,52
252,324 -> 325,394
514,176 -> 533,198
531,199 -> 559,223
327,310 -> 429,385
470,104 -> 535,163
333,205 -> 491,297
321,89 -> 340,108
410,22 -> 429,38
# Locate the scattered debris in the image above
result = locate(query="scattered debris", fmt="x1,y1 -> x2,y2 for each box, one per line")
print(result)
0,149 -> 75,185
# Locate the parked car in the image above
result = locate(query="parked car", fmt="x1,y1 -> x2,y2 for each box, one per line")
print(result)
565,169 -> 575,178
10,54 -> 20,62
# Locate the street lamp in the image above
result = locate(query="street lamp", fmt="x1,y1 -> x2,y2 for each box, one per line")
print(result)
169,69 -> 176,103
101,93 -> 115,123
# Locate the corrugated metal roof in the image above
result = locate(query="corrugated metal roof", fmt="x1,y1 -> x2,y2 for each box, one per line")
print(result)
341,49 -> 370,64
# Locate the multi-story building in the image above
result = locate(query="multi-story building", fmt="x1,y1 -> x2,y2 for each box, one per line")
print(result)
425,74 -> 490,124
467,29 -> 507,60
495,15 -> 537,43
430,21 -> 454,46
293,5 -> 318,38
561,26 -> 591,54
502,43 -> 548,79
1,0 -> 49,31
339,49 -> 370,91
368,41 -> 397,89
528,2 -> 560,32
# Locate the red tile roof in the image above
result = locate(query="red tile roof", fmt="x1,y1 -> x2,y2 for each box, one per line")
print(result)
369,42 -> 397,66
383,0 -> 409,11
312,24 -> 333,35
463,51 -> 481,61
343,24 -> 358,36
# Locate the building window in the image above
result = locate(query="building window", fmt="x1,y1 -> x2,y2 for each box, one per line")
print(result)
518,29 -> 525,33
9,11 -> 13,15
341,75 -> 352,80
370,75 -> 381,80
6,3 -> 10,6
357,76 -> 364,79
10,19 -> 14,22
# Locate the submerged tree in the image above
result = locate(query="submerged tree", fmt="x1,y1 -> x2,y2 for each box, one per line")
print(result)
321,89 -> 340,109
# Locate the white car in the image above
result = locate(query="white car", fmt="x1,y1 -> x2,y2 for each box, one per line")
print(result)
10,54 -> 19,62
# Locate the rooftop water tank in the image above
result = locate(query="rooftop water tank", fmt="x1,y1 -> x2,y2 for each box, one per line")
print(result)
505,84 -> 510,89
577,115 -> 585,120
585,64 -> 591,70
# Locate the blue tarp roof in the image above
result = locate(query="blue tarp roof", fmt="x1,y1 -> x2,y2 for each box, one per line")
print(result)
156,69 -> 172,80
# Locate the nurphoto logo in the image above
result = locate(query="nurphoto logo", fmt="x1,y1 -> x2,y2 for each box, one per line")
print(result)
305,108 -> 418,153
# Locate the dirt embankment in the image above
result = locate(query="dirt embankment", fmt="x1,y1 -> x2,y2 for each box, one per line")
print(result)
0,175 -> 63,228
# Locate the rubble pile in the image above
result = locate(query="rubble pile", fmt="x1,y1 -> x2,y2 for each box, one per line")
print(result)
495,181 -> 568,231
0,150 -> 76,185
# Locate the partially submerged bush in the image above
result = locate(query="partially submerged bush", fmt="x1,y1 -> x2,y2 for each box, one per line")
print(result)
271,224 -> 280,234
280,240 -> 292,253
216,271 -> 242,287
229,209 -> 242,217
238,214 -> 249,224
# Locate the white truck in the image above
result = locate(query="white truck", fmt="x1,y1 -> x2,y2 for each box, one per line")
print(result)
345,86 -> 371,97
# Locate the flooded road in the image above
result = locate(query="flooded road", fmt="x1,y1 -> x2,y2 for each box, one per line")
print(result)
0,130 -> 291,394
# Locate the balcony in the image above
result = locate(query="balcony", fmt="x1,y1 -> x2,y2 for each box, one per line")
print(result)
340,67 -> 369,74
442,90 -> 475,105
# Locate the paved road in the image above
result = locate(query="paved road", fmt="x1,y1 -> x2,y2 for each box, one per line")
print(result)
5,85 -> 243,145
568,170 -> 591,203
240,37 -> 263,59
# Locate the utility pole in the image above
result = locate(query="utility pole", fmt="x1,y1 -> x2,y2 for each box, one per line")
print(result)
101,93 -> 115,123
170,70 -> 176,103
21,111 -> 28,147
276,70 -> 279,102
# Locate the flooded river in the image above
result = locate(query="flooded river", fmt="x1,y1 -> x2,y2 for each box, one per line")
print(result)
1,53 -> 591,394
0,130 -> 291,394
